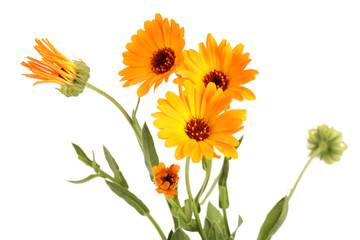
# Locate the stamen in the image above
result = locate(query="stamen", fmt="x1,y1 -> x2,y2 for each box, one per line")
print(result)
150,47 -> 176,74
203,70 -> 229,90
185,118 -> 210,141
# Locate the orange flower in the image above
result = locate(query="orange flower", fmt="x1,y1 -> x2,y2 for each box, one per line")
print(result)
119,13 -> 185,97
152,81 -> 246,163
21,39 -> 89,97
152,162 -> 180,198
176,33 -> 258,101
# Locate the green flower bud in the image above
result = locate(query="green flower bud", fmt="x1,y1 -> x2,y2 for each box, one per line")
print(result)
58,60 -> 90,97
307,124 -> 347,164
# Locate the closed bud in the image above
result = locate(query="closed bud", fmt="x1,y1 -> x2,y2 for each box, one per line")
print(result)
307,124 -> 347,164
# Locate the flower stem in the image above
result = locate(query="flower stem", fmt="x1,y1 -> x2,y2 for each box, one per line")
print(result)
194,159 -> 212,204
145,213 -> 167,240
221,202 -> 231,238
219,157 -> 231,237
185,157 -> 208,240
288,148 -> 324,200
200,174 -> 220,205
85,83 -> 143,149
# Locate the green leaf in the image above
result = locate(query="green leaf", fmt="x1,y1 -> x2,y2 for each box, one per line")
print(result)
171,228 -> 191,240
103,146 -> 128,189
178,214 -> 198,232
231,215 -> 243,238
142,122 -> 159,181
208,221 -> 225,240
72,143 -> 92,166
257,196 -> 289,240
202,156 -> 208,170
236,135 -> 244,149
167,230 -> 174,240
219,158 -> 229,209
184,199 -> 193,224
105,180 -> 149,216
204,202 -> 225,235
91,151 -> 100,174
68,174 -> 101,184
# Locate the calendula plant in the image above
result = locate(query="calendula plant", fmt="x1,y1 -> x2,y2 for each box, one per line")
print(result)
21,13 -> 347,240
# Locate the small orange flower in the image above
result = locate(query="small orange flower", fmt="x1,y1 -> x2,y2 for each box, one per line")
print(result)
22,39 -> 89,97
119,13 -> 185,97
152,162 -> 180,198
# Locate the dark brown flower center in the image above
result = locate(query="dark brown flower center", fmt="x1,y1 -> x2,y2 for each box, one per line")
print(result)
203,70 -> 229,90
185,118 -> 210,141
162,174 -> 175,184
150,47 -> 176,74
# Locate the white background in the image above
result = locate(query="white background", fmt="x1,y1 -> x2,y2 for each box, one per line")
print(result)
1,0 -> 359,239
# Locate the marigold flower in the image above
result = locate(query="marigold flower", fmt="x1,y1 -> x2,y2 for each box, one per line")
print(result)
119,13 -> 185,97
152,162 -> 180,198
176,33 -> 258,101
22,39 -> 90,97
152,81 -> 246,163
308,124 -> 348,164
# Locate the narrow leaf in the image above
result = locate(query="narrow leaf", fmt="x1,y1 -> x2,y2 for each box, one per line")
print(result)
171,228 -> 191,240
105,180 -> 149,216
103,146 -> 128,188
68,174 -> 101,184
236,135 -> 244,149
72,143 -> 92,166
91,151 -> 100,174
202,156 -> 208,170
257,196 -> 289,240
178,215 -> 198,232
142,122 -> 159,180
231,215 -> 243,238
167,230 -> 174,240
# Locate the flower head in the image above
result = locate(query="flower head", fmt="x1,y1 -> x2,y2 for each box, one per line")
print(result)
152,162 -> 180,198
152,81 -> 246,163
308,124 -> 347,164
176,33 -> 258,101
119,13 -> 185,97
22,39 -> 89,97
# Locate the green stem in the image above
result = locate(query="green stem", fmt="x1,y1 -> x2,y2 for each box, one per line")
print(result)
288,148 -> 324,200
219,158 -> 231,237
166,197 -> 187,221
185,157 -> 208,240
86,83 -> 143,149
98,169 -> 119,184
146,213 -> 167,240
133,97 -> 141,118
221,201 -> 230,238
200,174 -> 220,205
194,159 -> 212,204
